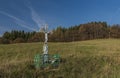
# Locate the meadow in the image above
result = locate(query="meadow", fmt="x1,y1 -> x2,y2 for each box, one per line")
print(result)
0,39 -> 120,78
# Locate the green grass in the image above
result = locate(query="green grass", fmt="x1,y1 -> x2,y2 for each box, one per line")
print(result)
0,39 -> 120,78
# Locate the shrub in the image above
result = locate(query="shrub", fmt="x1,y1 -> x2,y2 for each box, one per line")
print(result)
0,38 -> 2,44
0,38 -> 10,44
13,38 -> 25,43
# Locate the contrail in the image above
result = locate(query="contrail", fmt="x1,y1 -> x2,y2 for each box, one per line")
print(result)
0,11 -> 37,31
15,21 -> 37,31
25,0 -> 46,28
30,7 -> 45,28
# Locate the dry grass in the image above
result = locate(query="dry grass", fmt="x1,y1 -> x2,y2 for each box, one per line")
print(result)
0,39 -> 120,78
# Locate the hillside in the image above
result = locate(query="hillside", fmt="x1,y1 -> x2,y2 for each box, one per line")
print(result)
1,22 -> 120,44
0,39 -> 120,78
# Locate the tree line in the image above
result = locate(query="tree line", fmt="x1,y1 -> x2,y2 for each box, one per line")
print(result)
0,21 -> 120,44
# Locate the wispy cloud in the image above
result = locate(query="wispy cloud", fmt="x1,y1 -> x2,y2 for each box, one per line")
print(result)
0,11 -> 37,31
25,0 -> 46,28
0,0 -> 46,32
29,7 -> 46,28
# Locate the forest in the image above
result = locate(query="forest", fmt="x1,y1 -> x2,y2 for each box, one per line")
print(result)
0,21 -> 120,44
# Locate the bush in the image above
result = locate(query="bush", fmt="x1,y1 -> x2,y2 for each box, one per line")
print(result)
0,38 -> 2,44
13,38 -> 25,43
0,38 -> 10,44
27,37 -> 40,42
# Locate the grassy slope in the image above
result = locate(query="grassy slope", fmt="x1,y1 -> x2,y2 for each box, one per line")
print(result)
0,39 -> 120,78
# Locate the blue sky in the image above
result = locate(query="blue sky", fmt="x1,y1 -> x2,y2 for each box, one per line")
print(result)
0,0 -> 120,36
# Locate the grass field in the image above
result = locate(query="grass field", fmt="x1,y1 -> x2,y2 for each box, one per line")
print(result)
0,39 -> 120,78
